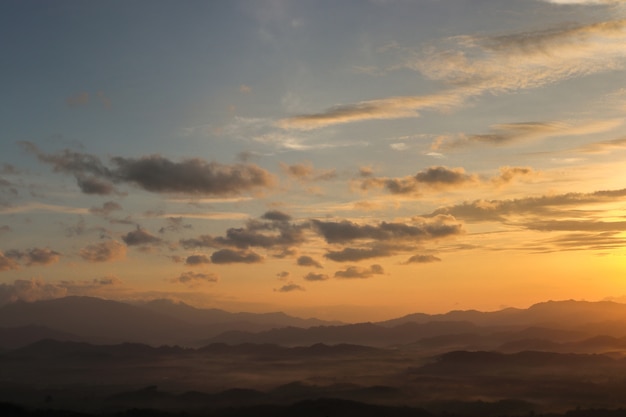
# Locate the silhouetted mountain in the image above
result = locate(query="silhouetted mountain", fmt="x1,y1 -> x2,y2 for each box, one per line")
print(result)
139,298 -> 342,333
0,297 -> 194,345
207,320 -> 483,347
0,297 -> 342,346
0,325 -> 83,349
379,300 -> 626,336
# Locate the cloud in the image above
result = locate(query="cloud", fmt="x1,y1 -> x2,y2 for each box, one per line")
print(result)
210,249 -> 263,264
261,210 -> 292,222
432,119 -> 623,151
415,19 -> 626,93
492,166 -> 536,186
22,142 -> 276,196
359,166 -> 478,195
0,252 -> 20,271
280,162 -> 337,181
575,136 -> 626,154
428,188 -> 626,222
0,225 -> 11,236
110,155 -> 275,195
324,246 -> 393,262
304,272 -> 329,281
334,264 -> 385,279
79,240 -> 126,262
5,248 -> 61,266
185,254 -> 211,266
93,276 -> 124,286
277,92 -> 464,130
277,18 -> 626,131
181,212 -> 307,251
159,217 -> 192,234
122,227 -> 162,246
404,254 -> 442,264
89,201 -> 123,216
277,271 -> 291,280
297,255 -> 323,268
239,84 -> 252,93
172,271 -> 219,286
311,216 -> 463,244
275,283 -> 305,292
0,279 -> 67,304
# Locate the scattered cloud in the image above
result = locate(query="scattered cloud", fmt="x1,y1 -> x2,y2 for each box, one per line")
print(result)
122,227 -> 162,246
185,254 -> 211,266
89,201 -> 123,216
172,271 -> 219,286
431,119 -> 622,151
334,264 -> 385,279
404,254 -> 442,264
325,246 -> 393,262
0,252 -> 20,271
280,162 -> 337,181
359,166 -> 477,195
574,136 -> 626,154
22,142 -> 276,196
427,188 -> 626,222
79,240 -> 126,262
297,255 -> 323,268
210,248 -> 263,264
311,216 -> 463,244
275,282 -> 305,292
5,247 -> 61,266
304,272 -> 329,281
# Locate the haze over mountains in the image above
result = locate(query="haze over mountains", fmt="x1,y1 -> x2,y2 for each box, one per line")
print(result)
4,296 -> 626,415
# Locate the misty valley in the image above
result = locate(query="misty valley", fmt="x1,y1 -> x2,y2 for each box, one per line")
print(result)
3,297 -> 626,416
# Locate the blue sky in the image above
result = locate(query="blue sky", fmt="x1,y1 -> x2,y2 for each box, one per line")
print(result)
1,0 -> 626,321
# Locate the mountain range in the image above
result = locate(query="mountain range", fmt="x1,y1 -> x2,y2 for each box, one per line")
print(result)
2,296 -> 626,349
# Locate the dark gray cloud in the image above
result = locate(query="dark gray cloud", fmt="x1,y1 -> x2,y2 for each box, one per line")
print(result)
359,166 -> 476,195
185,254 -> 211,266
5,248 -> 61,266
110,155 -> 275,195
181,212 -> 306,251
79,241 -> 126,262
297,255 -> 323,268
172,271 -> 219,286
324,247 -> 393,262
22,142 -> 276,196
122,227 -> 162,246
276,283 -> 305,292
529,231 -> 626,253
261,210 -> 292,222
210,249 -> 263,264
159,217 -> 192,234
334,264 -> 384,279
76,175 -> 117,195
304,272 -> 329,281
524,219 -> 626,232
180,234 -> 216,249
405,254 -> 442,264
311,216 -> 463,244
89,201 -> 122,216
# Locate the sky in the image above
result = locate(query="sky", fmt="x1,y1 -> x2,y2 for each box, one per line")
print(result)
1,0 -> 626,322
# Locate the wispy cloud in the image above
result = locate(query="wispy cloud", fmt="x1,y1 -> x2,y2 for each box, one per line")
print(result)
431,119 -> 623,151
277,18 -> 626,131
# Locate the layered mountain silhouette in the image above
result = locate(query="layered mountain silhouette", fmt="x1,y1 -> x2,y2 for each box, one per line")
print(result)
3,297 -> 626,349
